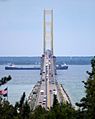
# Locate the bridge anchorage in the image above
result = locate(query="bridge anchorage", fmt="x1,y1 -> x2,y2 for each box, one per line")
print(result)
28,10 -> 71,110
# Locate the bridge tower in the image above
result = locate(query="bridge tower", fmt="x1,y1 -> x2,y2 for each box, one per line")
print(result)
43,10 -> 53,54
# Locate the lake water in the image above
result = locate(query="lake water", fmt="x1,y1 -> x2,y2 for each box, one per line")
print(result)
0,65 -> 91,106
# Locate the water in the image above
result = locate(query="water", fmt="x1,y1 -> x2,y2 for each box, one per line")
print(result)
0,65 -> 91,106
57,65 -> 91,106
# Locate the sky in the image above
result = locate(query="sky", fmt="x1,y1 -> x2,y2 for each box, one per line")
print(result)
0,0 -> 95,56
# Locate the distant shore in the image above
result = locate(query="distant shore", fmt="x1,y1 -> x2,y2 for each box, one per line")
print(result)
0,56 -> 92,65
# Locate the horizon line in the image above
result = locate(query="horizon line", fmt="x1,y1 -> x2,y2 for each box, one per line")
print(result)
0,56 -> 93,57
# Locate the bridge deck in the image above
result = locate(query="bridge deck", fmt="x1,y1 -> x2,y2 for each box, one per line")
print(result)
28,50 -> 71,110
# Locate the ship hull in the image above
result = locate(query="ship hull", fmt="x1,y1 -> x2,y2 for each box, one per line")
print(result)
57,66 -> 68,70
5,66 -> 68,70
5,67 -> 40,70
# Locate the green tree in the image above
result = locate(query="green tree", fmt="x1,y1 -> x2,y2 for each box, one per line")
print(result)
15,92 -> 31,119
76,56 -> 95,119
30,105 -> 48,119
53,94 -> 59,107
0,75 -> 12,86
21,101 -> 30,119
0,99 -> 18,119
47,94 -> 76,119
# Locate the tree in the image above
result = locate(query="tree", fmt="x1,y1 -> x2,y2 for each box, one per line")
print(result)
30,105 -> 48,119
0,75 -> 12,86
53,94 -> 59,107
0,99 -> 18,119
19,92 -> 26,108
76,56 -> 95,119
48,94 -> 76,119
21,101 -> 30,119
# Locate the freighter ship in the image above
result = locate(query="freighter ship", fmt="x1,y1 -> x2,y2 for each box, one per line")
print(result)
5,64 -> 68,70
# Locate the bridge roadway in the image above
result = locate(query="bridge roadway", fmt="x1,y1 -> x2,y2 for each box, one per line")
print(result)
36,51 -> 56,109
31,50 -> 70,109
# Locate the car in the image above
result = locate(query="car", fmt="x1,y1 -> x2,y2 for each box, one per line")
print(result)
33,91 -> 37,94
53,90 -> 57,95
44,95 -> 47,99
46,63 -> 48,66
50,90 -> 52,93
40,90 -> 44,95
43,98 -> 46,102
43,102 -> 46,105
42,79 -> 44,81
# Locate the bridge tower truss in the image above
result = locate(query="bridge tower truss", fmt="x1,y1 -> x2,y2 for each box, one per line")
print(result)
43,10 -> 54,54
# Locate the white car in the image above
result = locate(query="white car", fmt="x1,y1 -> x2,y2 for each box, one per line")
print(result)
40,90 -> 44,95
53,90 -> 57,95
